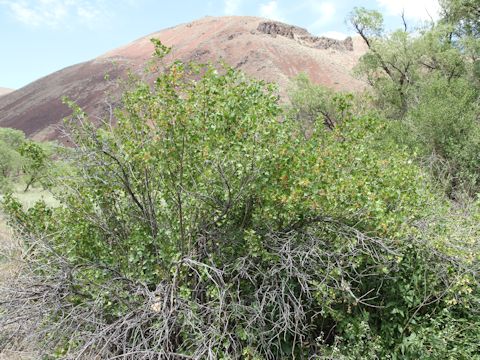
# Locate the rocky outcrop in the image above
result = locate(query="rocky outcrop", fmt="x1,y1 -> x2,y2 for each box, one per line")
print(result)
257,21 -> 310,39
306,35 -> 353,51
257,21 -> 353,51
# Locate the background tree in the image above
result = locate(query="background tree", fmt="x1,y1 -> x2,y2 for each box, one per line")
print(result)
288,73 -> 355,134
0,128 -> 26,191
18,141 -> 49,192
350,6 -> 480,198
0,127 -> 26,149
440,0 -> 480,85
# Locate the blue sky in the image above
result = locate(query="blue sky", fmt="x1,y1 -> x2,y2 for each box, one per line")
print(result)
0,0 -> 441,89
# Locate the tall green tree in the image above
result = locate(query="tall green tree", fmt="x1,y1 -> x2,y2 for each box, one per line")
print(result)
19,141 -> 48,192
440,0 -> 480,84
350,6 -> 480,197
0,128 -> 26,191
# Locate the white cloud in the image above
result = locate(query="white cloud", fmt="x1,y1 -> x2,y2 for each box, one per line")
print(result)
309,1 -> 335,19
256,1 -> 339,34
259,0 -> 284,21
320,30 -> 348,40
0,0 -> 129,28
224,0 -> 242,15
376,0 -> 441,21
309,1 -> 336,30
2,0 -> 67,27
76,6 -> 102,25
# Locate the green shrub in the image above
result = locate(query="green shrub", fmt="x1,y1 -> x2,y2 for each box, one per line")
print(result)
1,42 -> 479,359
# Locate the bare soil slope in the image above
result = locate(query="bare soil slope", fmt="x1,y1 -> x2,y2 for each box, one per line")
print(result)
0,88 -> 13,97
0,16 -> 367,141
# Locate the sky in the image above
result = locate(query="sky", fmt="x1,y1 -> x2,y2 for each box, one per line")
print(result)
0,0 -> 441,90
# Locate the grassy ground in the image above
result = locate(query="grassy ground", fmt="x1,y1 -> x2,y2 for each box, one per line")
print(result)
0,184 -> 58,208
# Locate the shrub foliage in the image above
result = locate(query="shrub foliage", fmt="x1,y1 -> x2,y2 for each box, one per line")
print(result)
1,41 -> 479,359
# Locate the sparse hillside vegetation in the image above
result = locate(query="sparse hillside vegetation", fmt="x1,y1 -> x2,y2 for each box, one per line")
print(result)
0,0 -> 479,358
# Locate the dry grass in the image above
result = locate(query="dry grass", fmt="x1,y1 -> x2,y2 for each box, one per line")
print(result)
0,215 -> 15,283
0,215 -> 31,359
0,351 -> 34,360
0,185 -> 57,280
1,184 -> 58,208
0,185 -> 58,267
0,186 -> 57,359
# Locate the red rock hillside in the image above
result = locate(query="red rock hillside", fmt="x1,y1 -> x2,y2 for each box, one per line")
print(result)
0,16 -> 367,141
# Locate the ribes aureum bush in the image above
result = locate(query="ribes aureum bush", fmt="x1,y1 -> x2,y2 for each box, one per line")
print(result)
1,42 -> 479,359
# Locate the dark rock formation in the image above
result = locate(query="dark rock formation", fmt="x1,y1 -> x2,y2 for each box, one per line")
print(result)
257,21 -> 354,51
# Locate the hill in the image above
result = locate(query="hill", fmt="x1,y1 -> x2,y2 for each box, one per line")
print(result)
0,88 -> 13,97
0,16 -> 367,141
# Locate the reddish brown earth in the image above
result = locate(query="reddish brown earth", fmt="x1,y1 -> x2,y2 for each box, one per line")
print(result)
0,16 -> 368,141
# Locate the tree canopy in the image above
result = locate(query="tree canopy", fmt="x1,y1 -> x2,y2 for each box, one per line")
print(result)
349,2 -> 480,198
